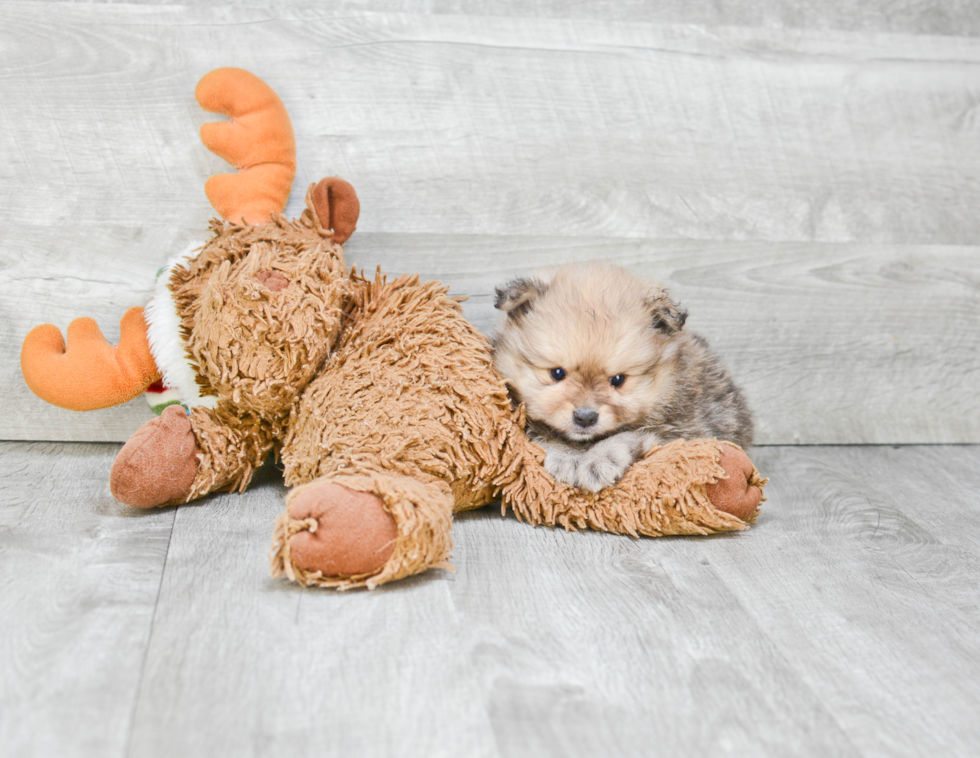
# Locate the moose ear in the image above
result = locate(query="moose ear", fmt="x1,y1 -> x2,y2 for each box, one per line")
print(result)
494,277 -> 547,318
646,288 -> 687,334
308,177 -> 360,244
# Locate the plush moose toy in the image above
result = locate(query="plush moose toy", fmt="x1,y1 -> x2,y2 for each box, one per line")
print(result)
21,68 -> 766,589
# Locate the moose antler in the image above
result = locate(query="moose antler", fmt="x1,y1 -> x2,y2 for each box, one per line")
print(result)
22,68 -> 294,412
195,67 -> 296,225
21,307 -> 161,411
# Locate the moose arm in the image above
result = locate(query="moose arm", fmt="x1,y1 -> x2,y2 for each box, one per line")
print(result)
110,403 -> 277,508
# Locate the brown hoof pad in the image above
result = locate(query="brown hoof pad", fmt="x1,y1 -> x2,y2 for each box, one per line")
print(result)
110,405 -> 200,508
287,482 -> 397,577
705,445 -> 762,521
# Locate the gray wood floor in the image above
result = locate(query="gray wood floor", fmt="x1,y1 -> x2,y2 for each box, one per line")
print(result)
2,442 -> 979,757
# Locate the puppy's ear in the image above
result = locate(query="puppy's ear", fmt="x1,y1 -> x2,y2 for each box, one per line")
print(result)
495,277 -> 547,319
646,288 -> 687,334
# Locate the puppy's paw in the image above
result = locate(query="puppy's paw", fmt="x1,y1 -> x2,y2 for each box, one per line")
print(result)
575,436 -> 637,492
541,442 -> 582,486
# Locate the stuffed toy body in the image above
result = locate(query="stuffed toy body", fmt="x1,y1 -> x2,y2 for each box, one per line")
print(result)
21,69 -> 766,590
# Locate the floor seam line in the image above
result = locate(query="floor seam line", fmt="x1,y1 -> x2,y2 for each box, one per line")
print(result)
123,505 -> 178,758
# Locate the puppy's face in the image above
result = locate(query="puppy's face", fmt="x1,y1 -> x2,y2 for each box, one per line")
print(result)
493,263 -> 687,443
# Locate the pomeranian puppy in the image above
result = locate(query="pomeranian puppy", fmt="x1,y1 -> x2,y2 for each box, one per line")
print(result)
492,262 -> 753,492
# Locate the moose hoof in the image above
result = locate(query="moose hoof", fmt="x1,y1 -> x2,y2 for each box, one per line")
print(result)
705,445 -> 763,521
285,482 -> 397,577
110,405 -> 200,508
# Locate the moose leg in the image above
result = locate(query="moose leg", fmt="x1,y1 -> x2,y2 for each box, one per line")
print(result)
185,407 -> 275,501
110,405 -> 200,508
271,473 -> 455,590
110,405 -> 274,508
706,444 -> 764,520
502,435 -> 766,537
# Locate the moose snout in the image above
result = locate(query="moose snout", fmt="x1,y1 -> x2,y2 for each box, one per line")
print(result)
257,269 -> 290,292
572,407 -> 599,428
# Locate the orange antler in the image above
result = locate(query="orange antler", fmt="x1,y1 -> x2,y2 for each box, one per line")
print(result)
21,307 -> 161,411
195,67 -> 296,225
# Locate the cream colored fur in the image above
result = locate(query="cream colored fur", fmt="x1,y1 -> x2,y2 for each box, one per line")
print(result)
493,262 -> 753,491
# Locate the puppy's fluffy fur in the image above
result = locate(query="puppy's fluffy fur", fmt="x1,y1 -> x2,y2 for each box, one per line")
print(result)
492,262 -> 753,492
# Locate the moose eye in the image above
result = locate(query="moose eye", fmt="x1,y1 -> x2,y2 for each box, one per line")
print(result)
609,374 -> 626,388
550,368 -> 567,382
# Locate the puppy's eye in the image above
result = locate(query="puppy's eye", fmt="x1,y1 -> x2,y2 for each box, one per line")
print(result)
609,374 -> 626,388
550,368 -> 567,382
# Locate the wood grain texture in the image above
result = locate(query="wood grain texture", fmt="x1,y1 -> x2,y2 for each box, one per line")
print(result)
6,232 -> 979,444
0,442 -> 175,758
704,445 -> 980,757
64,0 -> 980,39
5,5 -> 980,243
3,3 -> 980,445
359,0 -> 980,36
2,441 -> 978,757
348,234 -> 980,446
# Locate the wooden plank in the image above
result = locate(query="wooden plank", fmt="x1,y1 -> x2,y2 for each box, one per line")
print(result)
0,442 -> 174,758
705,445 -> 980,756
4,5 -> 980,444
125,468 -> 505,757
6,233 -> 979,444
76,0 -> 980,36
3,441 -> 980,756
69,0 -> 980,37
3,6 -> 980,243
350,234 -> 980,446
118,444 -> 980,757
126,459 -> 849,758
340,0 -> 980,36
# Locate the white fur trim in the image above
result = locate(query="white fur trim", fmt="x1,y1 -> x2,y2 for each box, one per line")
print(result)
144,241 -> 219,410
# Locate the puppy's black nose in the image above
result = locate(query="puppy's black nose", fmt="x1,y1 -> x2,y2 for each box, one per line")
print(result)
573,408 -> 599,428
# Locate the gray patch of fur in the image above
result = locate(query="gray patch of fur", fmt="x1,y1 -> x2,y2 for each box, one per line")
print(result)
635,332 -> 754,450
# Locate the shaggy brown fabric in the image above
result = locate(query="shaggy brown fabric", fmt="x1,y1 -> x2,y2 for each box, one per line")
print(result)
279,272 -> 512,502
109,186 -> 766,588
265,272 -> 515,586
499,435 -> 764,536
169,213 -> 348,415
186,404 -> 276,500
164,207 -> 351,502
271,473 -> 454,590
267,272 -> 767,588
